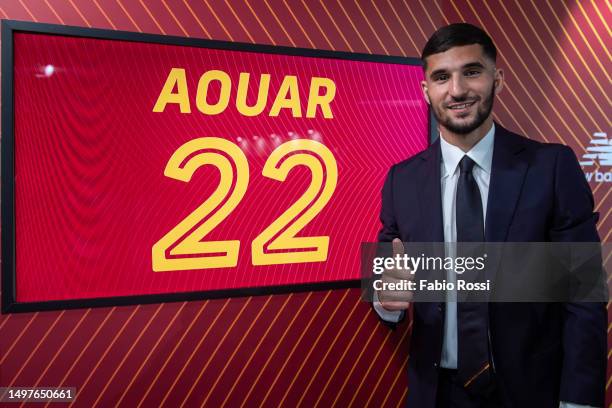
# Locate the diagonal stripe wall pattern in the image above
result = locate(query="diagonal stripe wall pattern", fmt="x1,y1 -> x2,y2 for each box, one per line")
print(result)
0,1 -> 609,407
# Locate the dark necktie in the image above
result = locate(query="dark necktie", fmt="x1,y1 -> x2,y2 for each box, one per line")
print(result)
456,156 -> 492,393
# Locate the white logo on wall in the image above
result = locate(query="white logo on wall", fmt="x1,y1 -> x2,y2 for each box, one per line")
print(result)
580,132 -> 612,183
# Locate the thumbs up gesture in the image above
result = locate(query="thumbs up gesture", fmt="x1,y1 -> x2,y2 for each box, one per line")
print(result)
378,238 -> 413,311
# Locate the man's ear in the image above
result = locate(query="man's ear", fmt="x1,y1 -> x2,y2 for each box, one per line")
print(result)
421,80 -> 431,105
494,68 -> 504,95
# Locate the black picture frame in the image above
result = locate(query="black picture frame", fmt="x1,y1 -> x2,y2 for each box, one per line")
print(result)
1,19 -> 433,313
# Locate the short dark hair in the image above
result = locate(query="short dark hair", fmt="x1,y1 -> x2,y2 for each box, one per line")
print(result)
421,23 -> 497,69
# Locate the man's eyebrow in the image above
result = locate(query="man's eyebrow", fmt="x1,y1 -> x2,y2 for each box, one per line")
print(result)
462,62 -> 486,70
430,68 -> 448,77
429,62 -> 486,77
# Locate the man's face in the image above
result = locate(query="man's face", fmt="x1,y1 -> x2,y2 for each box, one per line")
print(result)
421,44 -> 503,135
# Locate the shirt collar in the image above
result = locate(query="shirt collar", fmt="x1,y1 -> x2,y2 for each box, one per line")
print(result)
440,123 -> 495,178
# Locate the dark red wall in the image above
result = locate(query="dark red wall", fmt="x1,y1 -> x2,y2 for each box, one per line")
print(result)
0,1 -> 609,406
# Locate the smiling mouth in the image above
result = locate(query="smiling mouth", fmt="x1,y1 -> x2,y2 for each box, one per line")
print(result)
447,101 -> 476,110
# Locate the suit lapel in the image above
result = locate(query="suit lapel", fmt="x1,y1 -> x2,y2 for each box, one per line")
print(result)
485,125 -> 529,242
417,139 -> 445,243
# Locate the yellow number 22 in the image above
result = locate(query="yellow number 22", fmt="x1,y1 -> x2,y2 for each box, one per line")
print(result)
152,138 -> 337,272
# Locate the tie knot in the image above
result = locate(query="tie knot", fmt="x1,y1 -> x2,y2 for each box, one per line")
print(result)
459,155 -> 476,174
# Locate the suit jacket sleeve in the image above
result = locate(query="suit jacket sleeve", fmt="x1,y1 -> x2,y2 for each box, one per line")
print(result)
552,146 -> 607,407
379,165 -> 400,243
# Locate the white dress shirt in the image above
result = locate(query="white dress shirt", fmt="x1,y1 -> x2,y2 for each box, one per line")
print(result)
437,122 -> 494,368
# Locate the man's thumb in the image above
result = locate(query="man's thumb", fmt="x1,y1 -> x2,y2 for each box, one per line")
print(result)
392,238 -> 404,256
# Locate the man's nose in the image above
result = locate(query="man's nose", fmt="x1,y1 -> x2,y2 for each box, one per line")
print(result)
448,75 -> 468,99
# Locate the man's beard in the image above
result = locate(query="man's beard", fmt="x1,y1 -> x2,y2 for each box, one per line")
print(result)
432,86 -> 495,135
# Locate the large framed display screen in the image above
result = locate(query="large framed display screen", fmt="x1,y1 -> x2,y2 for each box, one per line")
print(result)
2,20 -> 430,312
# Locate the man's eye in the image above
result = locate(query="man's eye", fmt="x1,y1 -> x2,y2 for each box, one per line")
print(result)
465,70 -> 480,77
435,75 -> 449,81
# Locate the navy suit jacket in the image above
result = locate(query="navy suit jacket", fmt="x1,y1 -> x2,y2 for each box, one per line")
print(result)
377,124 -> 606,408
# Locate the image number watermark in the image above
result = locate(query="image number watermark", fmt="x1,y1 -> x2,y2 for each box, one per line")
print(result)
0,387 -> 76,402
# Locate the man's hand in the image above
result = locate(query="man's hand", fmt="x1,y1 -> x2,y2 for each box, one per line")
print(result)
378,238 -> 414,311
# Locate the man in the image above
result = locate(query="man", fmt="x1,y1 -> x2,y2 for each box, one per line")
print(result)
373,23 -> 606,408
